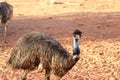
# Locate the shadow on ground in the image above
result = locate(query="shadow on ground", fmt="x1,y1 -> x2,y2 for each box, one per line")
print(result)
0,11 -> 120,80
0,11 -> 120,45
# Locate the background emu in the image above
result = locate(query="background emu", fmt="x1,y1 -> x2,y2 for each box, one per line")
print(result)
0,1 -> 13,43
7,29 -> 82,80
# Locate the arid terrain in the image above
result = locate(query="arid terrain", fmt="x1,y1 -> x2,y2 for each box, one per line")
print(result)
0,0 -> 120,80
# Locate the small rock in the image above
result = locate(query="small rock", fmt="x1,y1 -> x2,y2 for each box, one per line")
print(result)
109,77 -> 117,80
99,52 -> 104,55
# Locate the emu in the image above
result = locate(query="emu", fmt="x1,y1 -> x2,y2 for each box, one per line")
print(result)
7,29 -> 82,80
0,1 -> 13,43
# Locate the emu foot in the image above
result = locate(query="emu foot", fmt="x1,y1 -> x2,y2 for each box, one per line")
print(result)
20,70 -> 28,80
0,44 -> 6,52
37,63 -> 43,73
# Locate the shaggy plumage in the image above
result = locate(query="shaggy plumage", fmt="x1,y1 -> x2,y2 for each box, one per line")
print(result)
0,2 -> 13,43
7,30 -> 82,80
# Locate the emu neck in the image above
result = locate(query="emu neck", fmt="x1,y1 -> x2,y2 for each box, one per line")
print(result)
73,38 -> 80,56
63,37 -> 80,71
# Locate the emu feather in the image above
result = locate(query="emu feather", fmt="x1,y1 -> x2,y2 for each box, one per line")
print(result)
7,30 -> 82,80
0,1 -> 13,43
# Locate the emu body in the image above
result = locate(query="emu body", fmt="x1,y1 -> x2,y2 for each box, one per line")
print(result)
7,30 -> 82,80
0,2 -> 13,43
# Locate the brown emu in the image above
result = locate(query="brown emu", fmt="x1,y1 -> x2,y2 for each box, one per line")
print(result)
7,29 -> 82,80
0,1 -> 13,43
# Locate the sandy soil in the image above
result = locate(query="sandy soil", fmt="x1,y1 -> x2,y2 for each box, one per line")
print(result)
0,0 -> 120,80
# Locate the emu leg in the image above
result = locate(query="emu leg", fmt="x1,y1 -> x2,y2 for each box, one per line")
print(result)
20,70 -> 29,80
45,69 -> 51,80
37,63 -> 43,73
55,76 -> 61,80
4,24 -> 7,43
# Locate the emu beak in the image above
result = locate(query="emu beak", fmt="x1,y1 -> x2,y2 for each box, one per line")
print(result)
76,35 -> 80,39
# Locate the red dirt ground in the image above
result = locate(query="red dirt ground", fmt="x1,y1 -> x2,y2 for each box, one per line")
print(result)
0,0 -> 120,80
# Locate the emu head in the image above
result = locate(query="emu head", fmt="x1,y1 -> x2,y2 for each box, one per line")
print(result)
73,29 -> 82,40
72,29 -> 82,61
